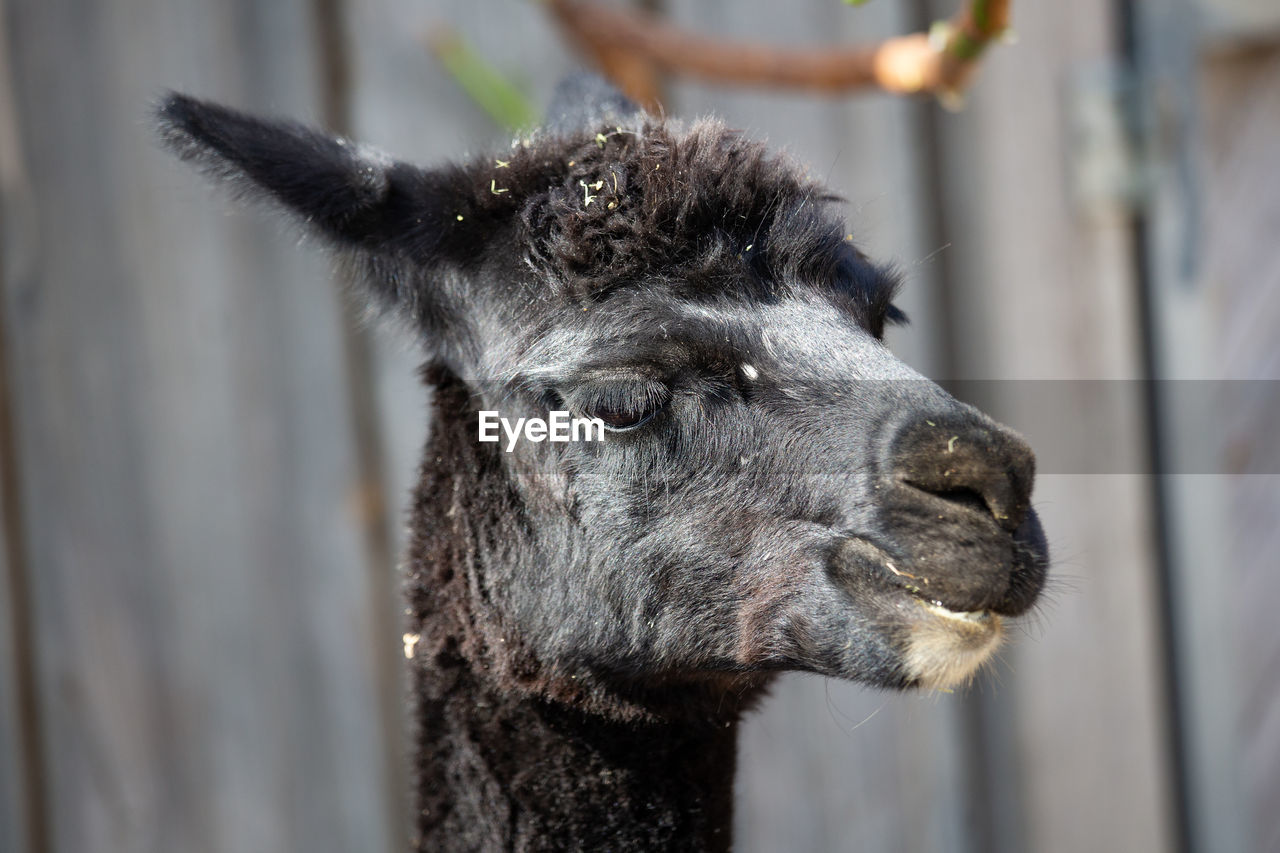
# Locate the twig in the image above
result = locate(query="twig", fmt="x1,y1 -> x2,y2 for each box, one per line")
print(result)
545,0 -> 1012,104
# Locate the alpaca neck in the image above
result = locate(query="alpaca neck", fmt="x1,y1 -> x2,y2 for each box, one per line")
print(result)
403,367 -> 749,851
412,665 -> 739,851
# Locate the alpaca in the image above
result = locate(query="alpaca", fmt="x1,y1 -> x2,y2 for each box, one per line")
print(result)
157,75 -> 1048,852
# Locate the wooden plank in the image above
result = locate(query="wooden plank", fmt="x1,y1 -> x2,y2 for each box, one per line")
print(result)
0,5 -> 36,850
0,541 -> 29,853
1130,5 -> 1269,853
661,3 -> 969,851
0,450 -> 31,851
0,0 -> 396,850
926,0 -> 1173,851
0,530 -> 29,853
1191,39 -> 1280,853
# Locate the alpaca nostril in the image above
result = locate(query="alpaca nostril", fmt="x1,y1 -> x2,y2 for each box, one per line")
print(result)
890,412 -> 1035,533
929,485 -> 997,519
919,481 -> 1021,531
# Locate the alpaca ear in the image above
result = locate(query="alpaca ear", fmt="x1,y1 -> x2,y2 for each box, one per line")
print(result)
155,93 -> 487,316
543,72 -> 646,136
157,94 -> 415,247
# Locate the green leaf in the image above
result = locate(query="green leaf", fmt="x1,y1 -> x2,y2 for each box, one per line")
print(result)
430,31 -> 537,132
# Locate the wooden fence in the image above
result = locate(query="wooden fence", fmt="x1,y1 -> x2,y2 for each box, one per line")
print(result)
2,0 -> 1277,851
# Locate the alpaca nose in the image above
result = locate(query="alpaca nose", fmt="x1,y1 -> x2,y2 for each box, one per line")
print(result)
888,411 -> 1035,532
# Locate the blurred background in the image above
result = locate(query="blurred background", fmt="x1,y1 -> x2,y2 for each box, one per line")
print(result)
1,0 -> 1277,851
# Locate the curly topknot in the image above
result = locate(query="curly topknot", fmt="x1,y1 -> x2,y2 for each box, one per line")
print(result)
463,117 -> 850,302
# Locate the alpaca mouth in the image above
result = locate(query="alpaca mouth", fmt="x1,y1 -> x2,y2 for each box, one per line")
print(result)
834,535 -> 1014,688
880,553 -> 1023,619
866,507 -> 1048,619
883,553 -> 1018,689
858,541 -> 1005,617
889,562 -> 998,622
921,600 -> 994,624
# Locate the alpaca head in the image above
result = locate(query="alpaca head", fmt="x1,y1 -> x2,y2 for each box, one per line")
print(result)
157,77 -> 1047,701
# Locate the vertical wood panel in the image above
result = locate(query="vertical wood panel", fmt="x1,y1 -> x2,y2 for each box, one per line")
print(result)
0,5 -> 36,850
0,533 -> 29,853
1197,40 -> 1280,853
0,549 -> 29,853
927,1 -> 1173,851
0,434 -> 31,853
1134,2 -> 1260,852
1,0 -> 394,850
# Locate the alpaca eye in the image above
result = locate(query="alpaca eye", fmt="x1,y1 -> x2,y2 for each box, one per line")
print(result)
569,378 -> 670,433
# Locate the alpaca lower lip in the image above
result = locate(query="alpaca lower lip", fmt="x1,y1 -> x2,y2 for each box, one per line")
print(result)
903,599 -> 1004,689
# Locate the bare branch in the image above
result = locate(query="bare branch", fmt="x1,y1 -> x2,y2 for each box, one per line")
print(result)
545,0 -> 1012,104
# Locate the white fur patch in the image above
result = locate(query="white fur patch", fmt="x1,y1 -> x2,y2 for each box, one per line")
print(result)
741,363 -> 759,380
903,604 -> 1004,689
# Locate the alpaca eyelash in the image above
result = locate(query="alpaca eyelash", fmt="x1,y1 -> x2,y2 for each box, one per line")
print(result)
563,379 -> 671,429
568,379 -> 670,417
